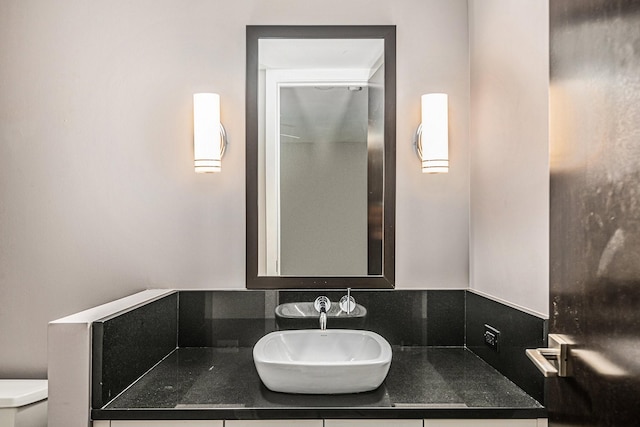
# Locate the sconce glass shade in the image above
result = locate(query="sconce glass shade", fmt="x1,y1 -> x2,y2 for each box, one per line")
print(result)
419,93 -> 449,173
193,93 -> 222,173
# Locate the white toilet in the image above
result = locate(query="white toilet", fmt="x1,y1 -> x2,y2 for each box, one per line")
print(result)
0,380 -> 48,427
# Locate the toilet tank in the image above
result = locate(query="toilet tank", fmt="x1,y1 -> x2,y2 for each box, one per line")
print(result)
0,380 -> 48,427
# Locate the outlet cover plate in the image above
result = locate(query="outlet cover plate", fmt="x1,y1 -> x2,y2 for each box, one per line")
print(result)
484,324 -> 500,351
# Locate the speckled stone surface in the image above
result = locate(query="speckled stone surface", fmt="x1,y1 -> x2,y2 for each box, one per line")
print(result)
466,291 -> 546,404
94,346 -> 544,420
278,290 -> 465,347
92,293 -> 178,408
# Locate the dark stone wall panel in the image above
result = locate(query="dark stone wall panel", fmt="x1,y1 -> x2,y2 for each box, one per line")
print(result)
92,293 -> 178,408
465,291 -> 546,404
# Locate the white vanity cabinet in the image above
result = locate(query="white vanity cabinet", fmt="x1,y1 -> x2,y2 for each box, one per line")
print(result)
93,419 -> 548,427
225,421 -> 322,427
325,420 -> 423,427
325,421 -> 548,427
94,421 -> 223,427
424,420 -> 548,427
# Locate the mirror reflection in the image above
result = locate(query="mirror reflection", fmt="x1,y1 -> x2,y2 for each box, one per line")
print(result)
258,38 -> 384,277
246,25 -> 395,289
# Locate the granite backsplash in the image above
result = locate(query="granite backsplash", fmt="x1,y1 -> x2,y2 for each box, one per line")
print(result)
91,289 -> 547,409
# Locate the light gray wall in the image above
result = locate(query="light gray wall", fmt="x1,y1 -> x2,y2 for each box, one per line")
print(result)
468,0 -> 549,316
0,0 -> 470,376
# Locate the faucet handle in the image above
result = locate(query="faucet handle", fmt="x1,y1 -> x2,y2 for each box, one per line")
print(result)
339,294 -> 356,314
314,296 -> 331,313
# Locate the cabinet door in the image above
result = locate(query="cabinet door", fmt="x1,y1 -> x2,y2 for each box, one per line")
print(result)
110,421 -> 223,427
226,421 -> 323,427
424,420 -> 542,427
325,420 -> 423,427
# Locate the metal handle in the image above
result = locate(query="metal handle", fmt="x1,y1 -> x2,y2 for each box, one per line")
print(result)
526,348 -> 559,377
314,296 -> 331,313
339,288 -> 356,314
526,333 -> 573,378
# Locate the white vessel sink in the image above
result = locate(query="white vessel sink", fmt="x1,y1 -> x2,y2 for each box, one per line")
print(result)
253,329 -> 392,394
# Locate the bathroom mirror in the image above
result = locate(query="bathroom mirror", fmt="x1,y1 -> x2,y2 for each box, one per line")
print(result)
246,26 -> 396,289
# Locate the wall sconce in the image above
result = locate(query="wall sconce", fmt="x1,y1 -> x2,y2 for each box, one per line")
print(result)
193,93 -> 227,173
414,93 -> 449,173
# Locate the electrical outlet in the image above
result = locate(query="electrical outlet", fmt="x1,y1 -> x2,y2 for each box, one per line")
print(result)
484,324 -> 500,352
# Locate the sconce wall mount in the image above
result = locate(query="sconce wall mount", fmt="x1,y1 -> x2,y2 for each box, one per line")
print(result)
414,93 -> 449,174
193,93 -> 228,173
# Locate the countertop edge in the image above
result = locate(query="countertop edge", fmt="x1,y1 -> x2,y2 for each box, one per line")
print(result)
92,407 -> 548,421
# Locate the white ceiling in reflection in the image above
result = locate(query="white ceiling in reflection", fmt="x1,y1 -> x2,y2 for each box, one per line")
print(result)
280,86 -> 368,144
259,39 -> 384,70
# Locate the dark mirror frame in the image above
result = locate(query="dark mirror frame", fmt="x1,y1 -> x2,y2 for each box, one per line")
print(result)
246,25 -> 396,289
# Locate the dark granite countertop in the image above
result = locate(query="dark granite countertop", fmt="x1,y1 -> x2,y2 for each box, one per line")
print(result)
92,346 -> 544,420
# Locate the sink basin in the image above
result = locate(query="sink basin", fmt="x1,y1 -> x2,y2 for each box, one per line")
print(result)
274,302 -> 367,329
253,329 -> 392,394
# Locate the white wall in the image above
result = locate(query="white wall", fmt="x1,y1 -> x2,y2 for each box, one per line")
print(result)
468,0 -> 549,316
0,0 -> 470,376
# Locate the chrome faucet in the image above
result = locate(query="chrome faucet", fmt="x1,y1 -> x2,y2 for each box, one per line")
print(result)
314,296 -> 331,330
